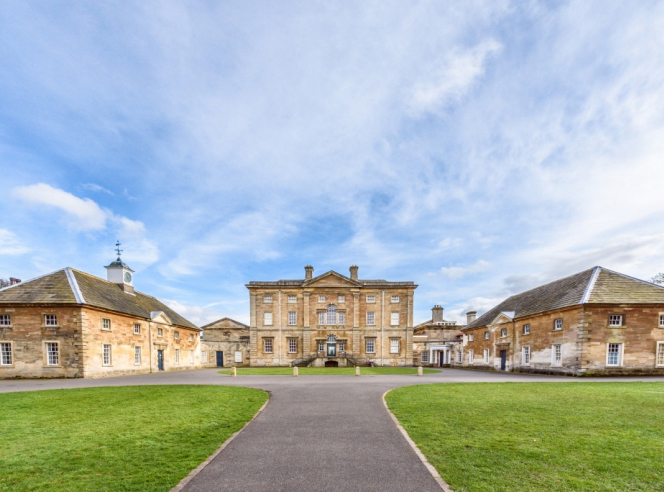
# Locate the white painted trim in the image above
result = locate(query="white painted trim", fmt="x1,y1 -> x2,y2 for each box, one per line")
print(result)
382,390 -> 450,491
656,342 -> 664,367
580,266 -> 601,304
605,342 -> 624,367
65,267 -> 86,304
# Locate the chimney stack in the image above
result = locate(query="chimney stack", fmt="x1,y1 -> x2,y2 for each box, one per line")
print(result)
466,311 -> 477,324
305,265 -> 314,280
432,305 -> 444,324
349,265 -> 358,281
9,277 -> 21,285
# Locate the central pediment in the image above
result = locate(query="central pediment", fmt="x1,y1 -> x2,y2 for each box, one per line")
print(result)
303,270 -> 362,287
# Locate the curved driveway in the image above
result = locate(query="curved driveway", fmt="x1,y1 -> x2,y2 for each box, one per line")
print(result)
2,369 -> 662,492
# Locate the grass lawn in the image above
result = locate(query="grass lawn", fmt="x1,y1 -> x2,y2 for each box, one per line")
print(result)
219,366 -> 440,375
0,385 -> 268,491
386,382 -> 664,491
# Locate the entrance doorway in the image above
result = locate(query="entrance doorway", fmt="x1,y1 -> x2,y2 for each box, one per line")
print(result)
326,335 -> 337,357
500,350 -> 507,370
157,350 -> 164,371
439,353 -> 445,367
325,360 -> 339,367
216,351 -> 224,367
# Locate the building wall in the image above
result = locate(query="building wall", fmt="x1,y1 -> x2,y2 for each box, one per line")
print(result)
200,318 -> 250,367
0,305 -> 84,378
248,283 -> 415,366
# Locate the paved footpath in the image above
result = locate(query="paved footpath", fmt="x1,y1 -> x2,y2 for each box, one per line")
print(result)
2,369 -> 663,492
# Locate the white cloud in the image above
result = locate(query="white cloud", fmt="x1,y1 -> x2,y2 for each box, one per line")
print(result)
81,183 -> 114,195
440,260 -> 490,279
12,183 -> 107,230
0,229 -> 30,255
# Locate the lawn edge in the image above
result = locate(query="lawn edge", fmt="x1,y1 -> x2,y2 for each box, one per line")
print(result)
382,389 -> 452,492
170,389 -> 271,492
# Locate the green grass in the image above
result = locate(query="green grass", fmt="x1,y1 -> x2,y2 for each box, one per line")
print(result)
386,382 -> 664,491
219,366 -> 440,375
0,385 -> 268,491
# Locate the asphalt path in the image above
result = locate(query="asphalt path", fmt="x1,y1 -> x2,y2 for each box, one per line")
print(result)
2,369 -> 663,492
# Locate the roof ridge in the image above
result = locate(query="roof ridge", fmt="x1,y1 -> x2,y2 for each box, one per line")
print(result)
65,267 -> 86,304
580,266 -> 601,304
0,268 -> 67,292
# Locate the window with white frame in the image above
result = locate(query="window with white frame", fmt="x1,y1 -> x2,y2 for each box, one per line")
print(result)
484,348 -> 489,363
366,311 -> 375,326
288,311 -> 296,326
552,344 -> 562,366
288,338 -> 297,354
657,342 -> 664,367
318,311 -> 325,325
264,338 -> 273,353
175,349 -> 180,364
0,315 -> 11,326
102,318 -> 111,330
469,350 -> 474,364
264,312 -> 273,326
338,342 -> 345,352
660,315 -> 664,327
523,324 -> 530,335
609,315 -> 623,326
1,342 -> 12,365
391,296 -> 400,303
554,318 -> 563,331
469,333 -> 474,342
484,331 -> 490,340
390,339 -> 399,354
264,295 -> 272,303
338,295 -> 345,303
190,334 -> 194,342
366,295 -> 375,303
606,343 -> 622,366
327,305 -> 337,325
174,330 -> 179,340
421,351 -> 429,363
457,350 -> 462,363
318,295 -> 325,303
338,311 -> 345,325
157,328 -> 163,337
46,342 -> 58,365
134,346 -> 141,365
235,351 -> 242,362
45,314 -> 57,326
190,350 -> 194,364
134,323 -> 141,335
318,341 -> 324,351
103,344 -> 112,366
288,295 -> 297,303
366,338 -> 375,353
523,346 -> 530,365
391,312 -> 399,326
500,328 -> 507,338
201,351 -> 207,362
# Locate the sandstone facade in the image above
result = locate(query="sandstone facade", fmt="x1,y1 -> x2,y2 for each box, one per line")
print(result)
200,317 -> 250,367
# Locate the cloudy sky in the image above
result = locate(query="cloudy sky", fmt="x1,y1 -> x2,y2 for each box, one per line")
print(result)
1,1 -> 663,326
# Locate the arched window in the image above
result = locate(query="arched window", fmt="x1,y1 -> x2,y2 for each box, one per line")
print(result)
327,305 -> 337,325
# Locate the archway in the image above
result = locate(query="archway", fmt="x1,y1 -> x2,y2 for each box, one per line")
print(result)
325,360 -> 339,367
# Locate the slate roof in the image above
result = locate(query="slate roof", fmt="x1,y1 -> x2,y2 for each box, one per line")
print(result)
0,268 -> 198,330
464,267 -> 664,329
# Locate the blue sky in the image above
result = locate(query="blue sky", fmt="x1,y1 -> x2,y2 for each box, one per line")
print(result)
1,1 -> 664,326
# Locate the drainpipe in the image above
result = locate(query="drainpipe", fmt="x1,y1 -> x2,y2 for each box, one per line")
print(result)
148,320 -> 153,373
381,290 -> 385,366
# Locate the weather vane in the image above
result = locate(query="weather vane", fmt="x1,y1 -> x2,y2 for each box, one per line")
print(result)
115,240 -> 123,259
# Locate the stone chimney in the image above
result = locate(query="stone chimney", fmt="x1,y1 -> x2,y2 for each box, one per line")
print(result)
9,277 -> 21,285
432,305 -> 444,324
349,265 -> 358,281
305,265 -> 314,280
466,311 -> 477,324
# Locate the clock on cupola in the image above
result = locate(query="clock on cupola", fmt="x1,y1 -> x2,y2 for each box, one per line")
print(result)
104,241 -> 135,294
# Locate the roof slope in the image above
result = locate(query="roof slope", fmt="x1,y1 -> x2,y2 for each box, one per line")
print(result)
465,267 -> 664,329
0,268 -> 197,330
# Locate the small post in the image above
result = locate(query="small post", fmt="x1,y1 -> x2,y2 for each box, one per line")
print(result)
355,365 -> 360,376
231,366 -> 237,377
293,366 -> 299,376
418,366 -> 423,376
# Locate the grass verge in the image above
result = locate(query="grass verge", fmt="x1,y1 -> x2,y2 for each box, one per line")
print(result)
386,382 -> 664,492
0,385 -> 268,491
219,366 -> 440,375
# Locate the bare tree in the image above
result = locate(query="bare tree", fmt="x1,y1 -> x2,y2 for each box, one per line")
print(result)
0,279 -> 9,288
651,273 -> 664,285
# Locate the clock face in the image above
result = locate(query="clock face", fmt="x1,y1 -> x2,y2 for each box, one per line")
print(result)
124,272 -> 132,283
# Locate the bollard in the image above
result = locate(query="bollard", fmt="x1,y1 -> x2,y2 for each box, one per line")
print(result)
231,366 -> 237,377
355,365 -> 360,376
418,365 -> 423,376
293,366 -> 299,377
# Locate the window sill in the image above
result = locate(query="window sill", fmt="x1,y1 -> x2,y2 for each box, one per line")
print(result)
42,325 -> 60,329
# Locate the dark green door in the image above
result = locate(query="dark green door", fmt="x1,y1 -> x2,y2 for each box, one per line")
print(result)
157,350 -> 164,371
216,351 -> 224,367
